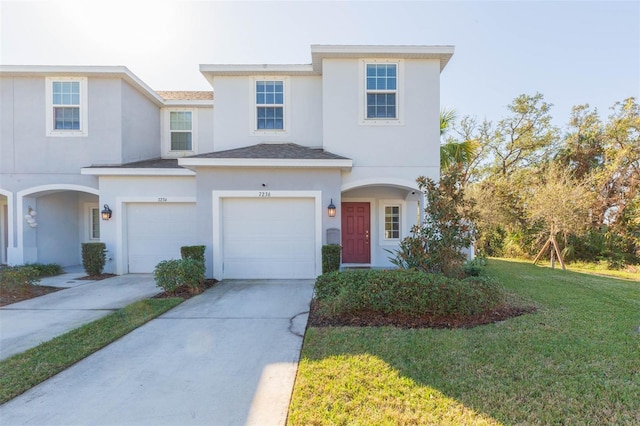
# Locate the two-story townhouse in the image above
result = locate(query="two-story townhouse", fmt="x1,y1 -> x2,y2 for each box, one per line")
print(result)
0,44 -> 454,280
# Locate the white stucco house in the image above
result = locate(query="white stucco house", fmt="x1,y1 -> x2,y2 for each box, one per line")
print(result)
0,44 -> 454,280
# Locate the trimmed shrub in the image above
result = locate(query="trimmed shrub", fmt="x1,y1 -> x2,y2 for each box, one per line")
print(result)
0,265 -> 40,289
322,245 -> 342,274
314,269 -> 504,318
154,258 -> 205,294
24,263 -> 64,277
181,245 -> 206,264
81,243 -> 106,276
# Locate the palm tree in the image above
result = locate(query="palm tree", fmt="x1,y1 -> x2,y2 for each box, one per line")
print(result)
439,108 -> 479,171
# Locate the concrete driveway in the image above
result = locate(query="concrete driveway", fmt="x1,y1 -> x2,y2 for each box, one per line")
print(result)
1,273 -> 161,361
0,279 -> 314,426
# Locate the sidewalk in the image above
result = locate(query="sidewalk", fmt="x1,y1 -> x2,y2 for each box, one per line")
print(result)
0,271 -> 161,361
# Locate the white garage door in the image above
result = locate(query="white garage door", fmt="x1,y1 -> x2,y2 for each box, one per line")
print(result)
127,203 -> 197,273
222,198 -> 316,279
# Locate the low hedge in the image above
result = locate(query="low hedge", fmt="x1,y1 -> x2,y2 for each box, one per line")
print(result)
154,258 -> 205,294
0,265 -> 40,289
81,242 -> 106,276
322,245 -> 342,274
314,269 -> 505,318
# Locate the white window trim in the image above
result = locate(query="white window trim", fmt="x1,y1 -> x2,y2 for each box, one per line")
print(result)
90,206 -> 100,240
379,200 -> 406,245
250,76 -> 290,136
358,59 -> 404,126
162,108 -> 198,158
45,77 -> 88,137
82,203 -> 100,241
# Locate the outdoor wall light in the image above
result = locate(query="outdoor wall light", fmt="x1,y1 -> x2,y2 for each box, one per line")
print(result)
101,204 -> 113,220
25,206 -> 38,228
327,199 -> 336,217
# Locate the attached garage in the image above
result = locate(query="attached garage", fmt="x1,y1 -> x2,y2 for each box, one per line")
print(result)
221,197 -> 316,279
126,203 -> 198,273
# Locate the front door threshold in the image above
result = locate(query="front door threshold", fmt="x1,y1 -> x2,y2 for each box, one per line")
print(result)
341,263 -> 372,270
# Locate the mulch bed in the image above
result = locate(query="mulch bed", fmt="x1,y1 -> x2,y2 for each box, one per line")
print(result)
306,299 -> 537,329
0,285 -> 63,307
152,279 -> 218,300
77,274 -> 118,280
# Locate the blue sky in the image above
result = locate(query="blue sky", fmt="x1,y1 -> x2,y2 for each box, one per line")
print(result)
2,0 -> 638,129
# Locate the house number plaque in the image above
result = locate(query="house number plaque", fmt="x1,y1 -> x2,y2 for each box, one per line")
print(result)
258,192 -> 271,197
157,197 -> 168,202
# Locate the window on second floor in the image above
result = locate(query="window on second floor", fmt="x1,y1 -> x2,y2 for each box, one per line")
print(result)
170,111 -> 193,151
256,80 -> 284,130
366,64 -> 397,119
46,77 -> 88,137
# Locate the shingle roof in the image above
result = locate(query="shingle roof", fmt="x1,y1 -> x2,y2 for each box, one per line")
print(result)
156,91 -> 213,100
85,158 -> 183,168
191,143 -> 349,160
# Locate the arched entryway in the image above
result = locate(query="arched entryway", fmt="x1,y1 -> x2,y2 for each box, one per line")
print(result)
340,180 -> 423,268
17,185 -> 99,267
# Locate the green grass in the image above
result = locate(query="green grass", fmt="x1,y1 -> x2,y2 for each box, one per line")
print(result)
289,259 -> 640,425
0,298 -> 182,404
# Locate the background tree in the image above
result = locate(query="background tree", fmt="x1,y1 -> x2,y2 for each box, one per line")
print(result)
529,164 -> 594,268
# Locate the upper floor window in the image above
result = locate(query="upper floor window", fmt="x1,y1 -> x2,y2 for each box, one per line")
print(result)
256,80 -> 284,130
46,77 -> 88,137
162,108 -> 197,157
366,64 -> 397,119
170,111 -> 193,151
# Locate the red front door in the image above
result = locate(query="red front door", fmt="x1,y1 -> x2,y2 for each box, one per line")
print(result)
341,202 -> 370,263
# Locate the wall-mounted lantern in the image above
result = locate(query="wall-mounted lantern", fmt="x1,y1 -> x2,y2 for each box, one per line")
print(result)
101,204 -> 113,220
327,199 -> 336,217
25,206 -> 38,228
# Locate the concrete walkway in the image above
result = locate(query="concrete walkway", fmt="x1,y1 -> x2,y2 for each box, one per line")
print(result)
0,279 -> 314,426
1,272 -> 161,361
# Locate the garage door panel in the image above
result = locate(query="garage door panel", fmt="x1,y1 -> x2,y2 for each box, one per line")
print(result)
222,198 -> 316,279
127,203 -> 197,273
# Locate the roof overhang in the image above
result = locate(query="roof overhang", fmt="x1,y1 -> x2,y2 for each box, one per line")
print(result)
178,157 -> 353,170
200,64 -> 318,85
81,167 -> 195,176
310,44 -> 455,73
0,65 -> 164,106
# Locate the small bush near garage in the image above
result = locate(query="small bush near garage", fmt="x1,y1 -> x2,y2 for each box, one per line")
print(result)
313,269 -> 506,320
322,245 -> 342,274
154,258 -> 205,294
81,242 -> 106,277
181,245 -> 206,264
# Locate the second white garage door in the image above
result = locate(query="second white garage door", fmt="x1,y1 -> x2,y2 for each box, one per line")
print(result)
222,198 -> 316,279
127,203 -> 197,273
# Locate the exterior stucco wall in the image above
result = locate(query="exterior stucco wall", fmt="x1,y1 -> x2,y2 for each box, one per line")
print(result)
120,81 -> 161,164
321,58 -> 441,187
211,76 -> 322,151
196,106 -> 214,154
0,76 -> 124,174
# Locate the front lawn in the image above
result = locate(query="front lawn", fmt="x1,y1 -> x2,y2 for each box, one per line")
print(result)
288,259 -> 640,425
